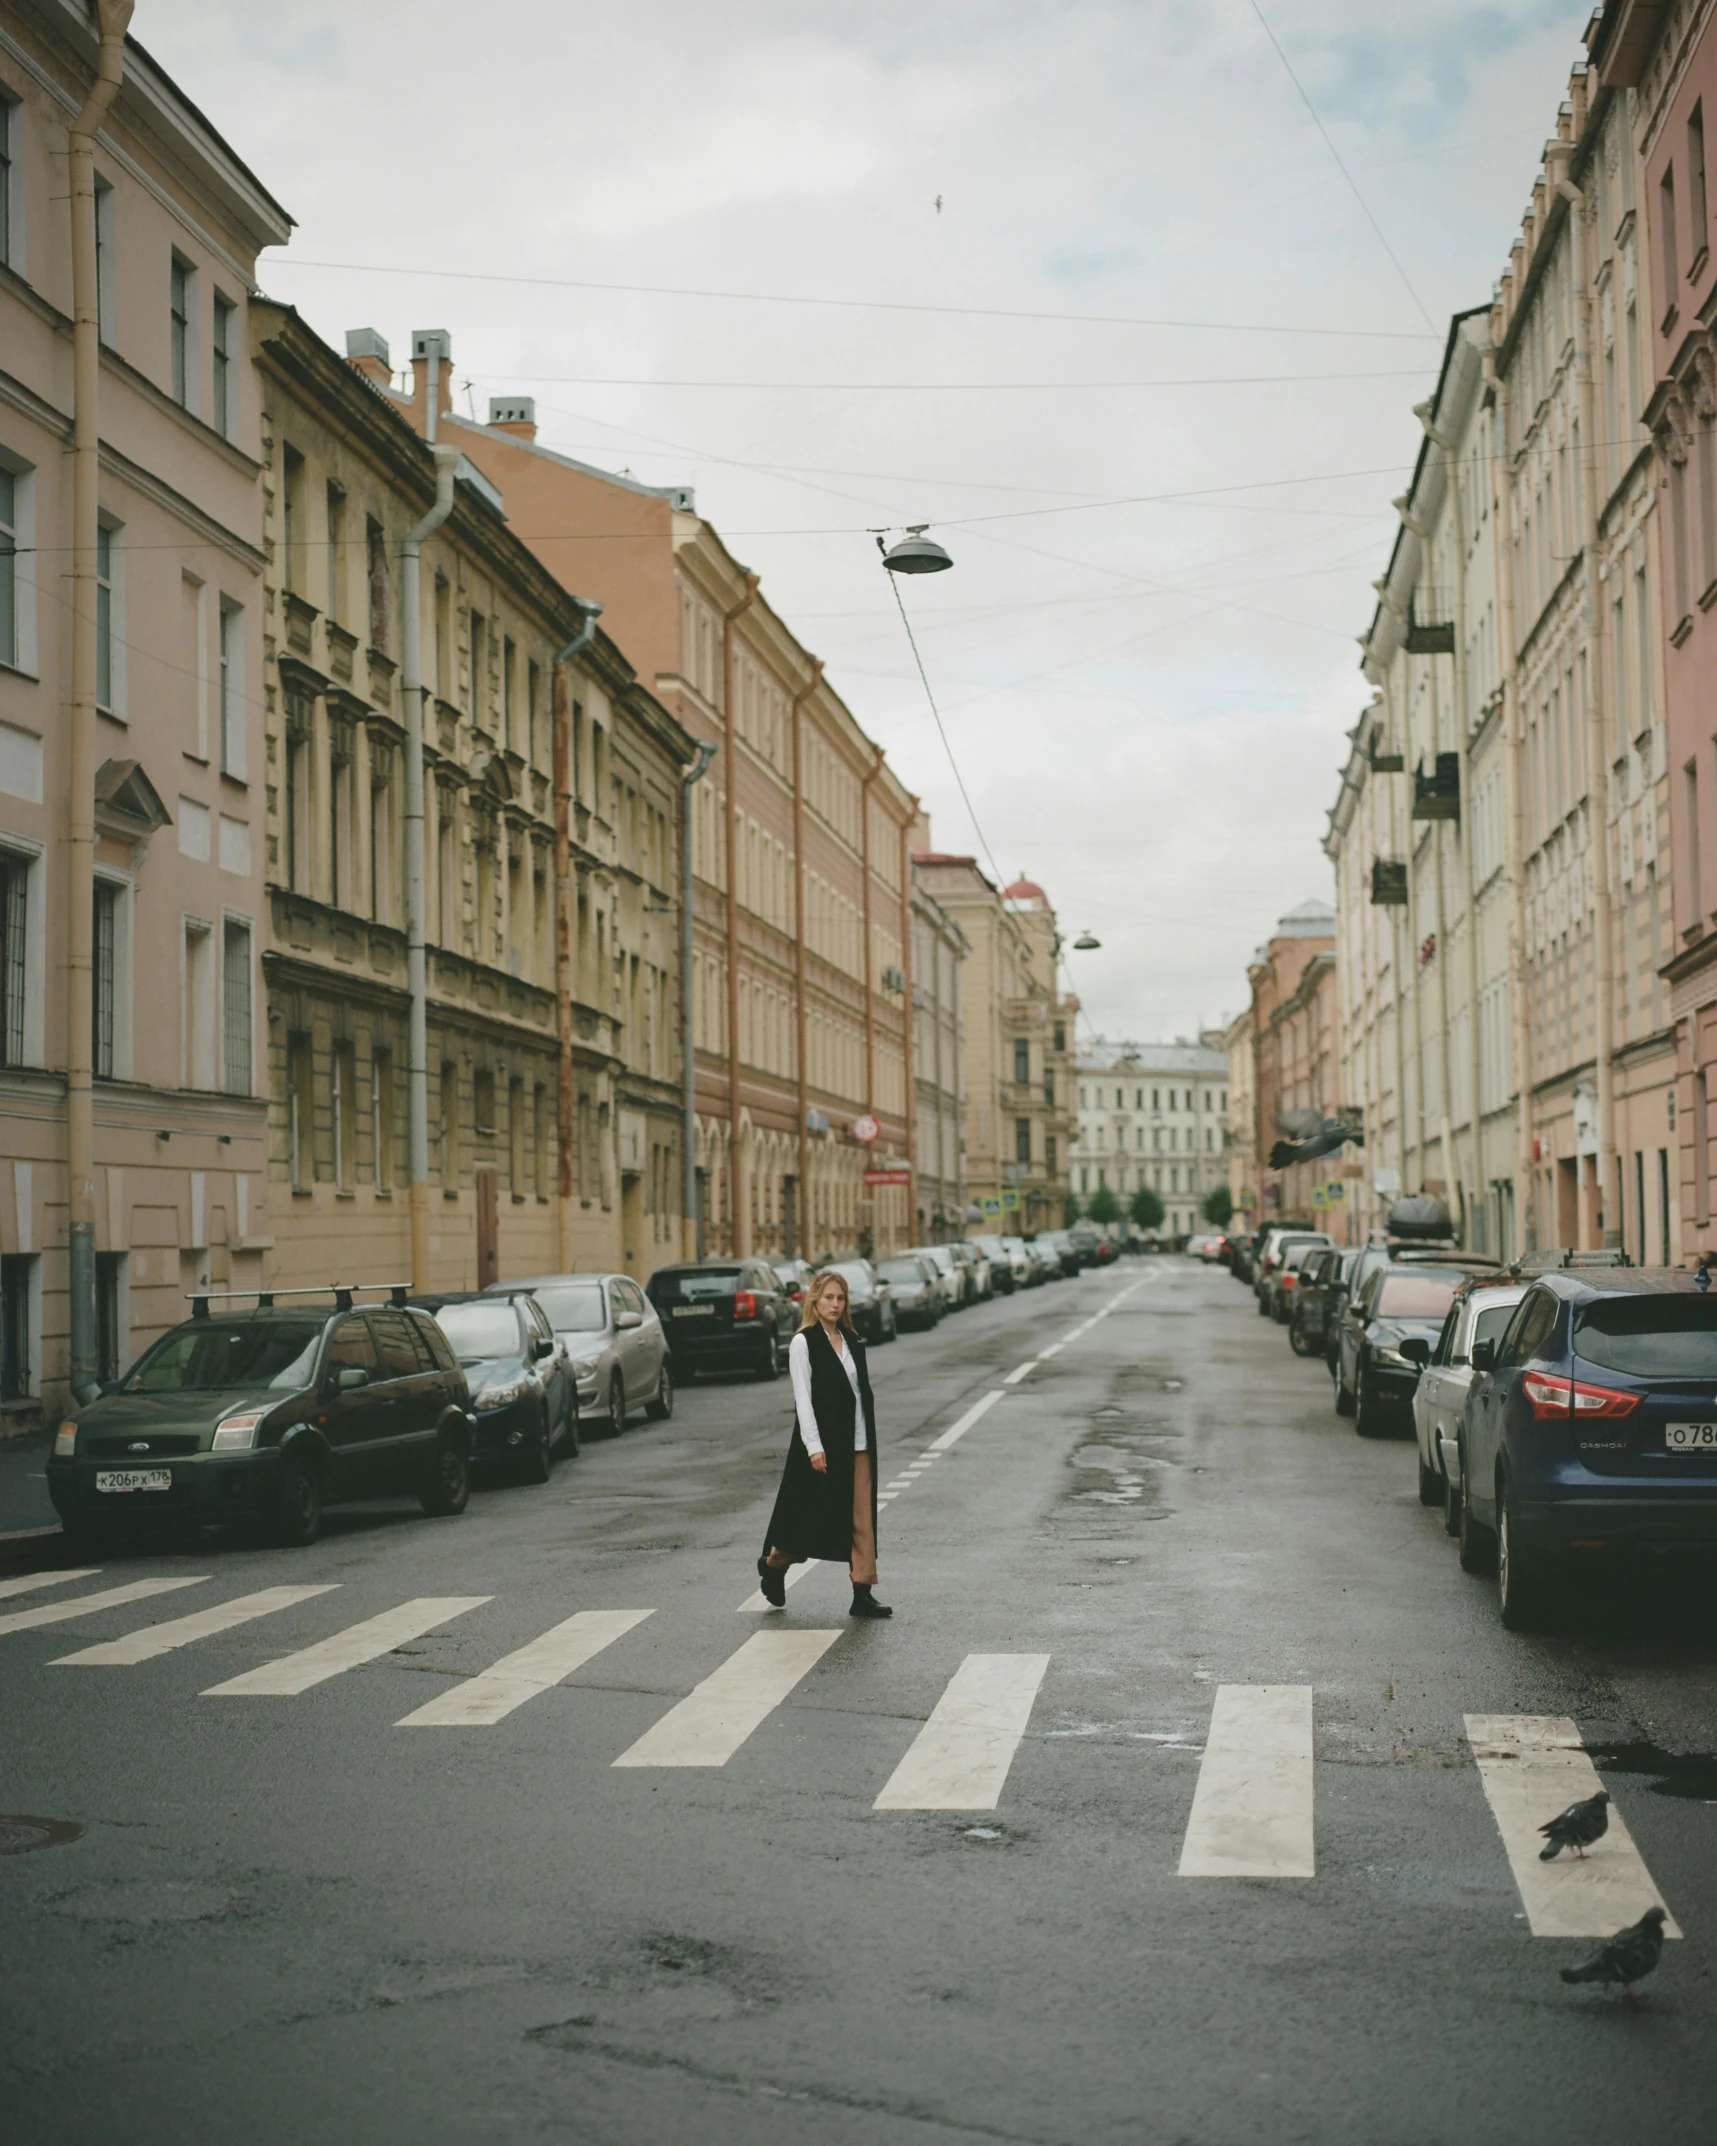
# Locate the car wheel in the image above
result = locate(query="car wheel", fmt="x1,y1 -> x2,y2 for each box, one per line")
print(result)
1256,1294 -> 1269,1317
419,1429 -> 471,1516
1497,1476 -> 1554,1631
520,1406 -> 553,1485
273,1449 -> 323,1547
1353,1367 -> 1384,1438
1417,1449 -> 1441,1506
755,1339 -> 781,1382
646,1361 -> 674,1421
607,1377 -> 628,1435
1288,1324 -> 1310,1357
1457,1457 -> 1495,1574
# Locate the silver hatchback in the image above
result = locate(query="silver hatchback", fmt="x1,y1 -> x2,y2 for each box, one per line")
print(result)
491,1274 -> 674,1439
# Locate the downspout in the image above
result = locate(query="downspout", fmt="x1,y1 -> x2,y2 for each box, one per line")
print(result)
65,0 -> 133,1404
790,659 -> 823,1256
1554,148 -> 1619,1246
1427,654 -> 1459,1229
401,443 -> 460,1289
551,597 -> 603,1272
898,814 -> 915,1239
721,574 -> 759,1253
680,737 -> 716,1261
861,754 -> 880,1118
1483,344 -> 1535,1252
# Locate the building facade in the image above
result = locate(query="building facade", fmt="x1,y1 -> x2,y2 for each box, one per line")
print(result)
0,6 -> 289,1419
1074,1039 -> 1227,1241
1242,903 -> 1348,1228
910,858 -> 966,1240
1222,1008 -> 1256,1222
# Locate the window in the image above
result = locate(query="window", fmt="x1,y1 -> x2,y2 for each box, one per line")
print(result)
370,746 -> 393,924
326,483 -> 345,623
0,465 -> 14,667
287,1032 -> 313,1191
1042,1068 -> 1054,1106
212,295 -> 235,439
169,254 -> 194,409
366,518 -> 389,651
372,1048 -> 393,1191
1152,1088 -> 1160,1110
222,919 -> 251,1094
92,878 -> 118,1077
1660,164 -> 1680,320
1046,1135 -> 1057,1175
1015,1117 -> 1031,1164
1685,760 -> 1703,927
509,1076 -> 525,1191
527,660 -> 541,766
469,610 -> 487,723
218,602 -> 243,777
0,92 -> 16,273
95,521 -> 115,712
283,695 -> 309,891
474,1067 -> 496,1136
1635,564 -> 1652,731
1,1253 -> 35,1398
94,175 -> 114,345
533,1083 -> 548,1199
329,720 -> 352,909
331,1040 -> 354,1189
434,576 -> 451,698
440,1060 -> 459,1187
1690,104 -> 1709,263
1013,1038 -> 1029,1084
182,919 -> 213,1087
281,446 -> 304,593
501,636 -> 515,752
0,848 -> 28,1065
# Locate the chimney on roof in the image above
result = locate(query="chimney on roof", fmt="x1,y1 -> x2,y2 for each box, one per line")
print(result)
488,395 -> 537,442
345,326 -> 392,390
410,330 -> 453,432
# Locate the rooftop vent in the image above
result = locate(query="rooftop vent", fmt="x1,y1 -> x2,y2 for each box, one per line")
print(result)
345,327 -> 390,364
488,396 -> 536,428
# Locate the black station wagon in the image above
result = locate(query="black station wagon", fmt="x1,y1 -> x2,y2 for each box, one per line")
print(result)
46,1286 -> 476,1550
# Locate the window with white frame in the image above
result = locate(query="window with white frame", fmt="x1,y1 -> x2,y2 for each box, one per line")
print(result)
212,295 -> 236,440
0,91 -> 18,275
95,518 -> 121,715
0,463 -> 16,669
0,844 -> 32,1066
169,253 -> 196,411
217,600 -> 244,777
182,917 -> 214,1088
0,449 -> 37,673
92,876 -> 121,1077
94,174 -> 115,346
221,917 -> 251,1096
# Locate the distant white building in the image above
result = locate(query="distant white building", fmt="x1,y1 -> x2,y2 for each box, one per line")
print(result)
1075,1036 -> 1228,1241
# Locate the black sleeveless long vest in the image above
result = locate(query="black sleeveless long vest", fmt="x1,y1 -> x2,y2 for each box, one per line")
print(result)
761,1323 -> 879,1563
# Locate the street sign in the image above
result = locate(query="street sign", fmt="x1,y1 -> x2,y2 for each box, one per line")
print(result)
863,1167 -> 911,1187
1001,1188 -> 1020,1212
981,1196 -> 1002,1218
850,1114 -> 880,1144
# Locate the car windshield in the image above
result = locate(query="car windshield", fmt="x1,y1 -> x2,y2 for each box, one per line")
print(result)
830,1263 -> 873,1294
878,1261 -> 925,1286
433,1302 -> 521,1362
653,1268 -> 741,1300
122,1320 -> 321,1394
1376,1273 -> 1461,1319
1575,1296 -> 1717,1377
531,1284 -> 607,1334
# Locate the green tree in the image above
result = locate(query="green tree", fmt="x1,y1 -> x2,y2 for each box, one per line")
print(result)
1201,1184 -> 1234,1227
1086,1182 -> 1122,1225
1062,1189 -> 1082,1226
1129,1184 -> 1165,1231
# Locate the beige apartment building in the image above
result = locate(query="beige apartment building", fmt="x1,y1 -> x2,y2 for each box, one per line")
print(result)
1223,1008 -> 1255,1221
388,370 -> 920,1260
911,855 -> 1074,1232
0,5 -> 288,1419
253,313 -> 693,1294
1074,1039 -> 1227,1241
910,860 -> 967,1238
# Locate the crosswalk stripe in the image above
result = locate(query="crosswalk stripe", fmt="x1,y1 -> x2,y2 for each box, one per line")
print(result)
927,1389 -> 1006,1452
396,1608 -> 654,1726
0,1576 -> 208,1636
202,1597 -> 490,1697
0,1568 -> 101,1603
737,1558 -> 823,1613
1178,1685 -> 1315,1878
874,1653 -> 1050,1811
50,1585 -> 340,1666
1465,1714 -> 1681,1938
613,1628 -> 842,1768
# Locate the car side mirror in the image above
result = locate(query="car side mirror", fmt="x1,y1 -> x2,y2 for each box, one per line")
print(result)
336,1365 -> 369,1391
1470,1338 -> 1496,1373
533,1334 -> 556,1359
615,1310 -> 643,1331
1399,1337 -> 1431,1368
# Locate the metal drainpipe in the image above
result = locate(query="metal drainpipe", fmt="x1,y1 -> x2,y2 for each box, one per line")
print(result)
551,598 -> 603,1272
789,660 -> 822,1258
680,737 -> 716,1261
720,574 -> 759,1254
65,0 -> 133,1404
1427,655 -> 1459,1230
401,444 -> 461,1290
860,752 -> 881,1250
898,812 -> 915,1241
1483,346 -> 1535,1252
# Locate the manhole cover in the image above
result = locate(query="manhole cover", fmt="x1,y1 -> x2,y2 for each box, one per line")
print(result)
0,1816 -> 84,1855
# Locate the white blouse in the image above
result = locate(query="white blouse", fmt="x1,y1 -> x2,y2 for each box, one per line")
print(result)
788,1327 -> 866,1457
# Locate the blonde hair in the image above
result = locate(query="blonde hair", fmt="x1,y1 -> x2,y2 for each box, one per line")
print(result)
799,1268 -> 855,1335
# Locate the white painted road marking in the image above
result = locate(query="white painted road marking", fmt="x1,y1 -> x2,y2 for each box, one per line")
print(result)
737,1558 -> 823,1612
613,1628 -> 842,1768
398,1608 -> 654,1726
203,1597 -> 490,1697
1179,1685 -> 1315,1878
874,1653 -> 1050,1811
1465,1715 -> 1681,1938
0,1576 -> 209,1636
927,1389 -> 1007,1452
52,1585 -> 339,1666
1003,1361 -> 1038,1385
0,1568 -> 100,1604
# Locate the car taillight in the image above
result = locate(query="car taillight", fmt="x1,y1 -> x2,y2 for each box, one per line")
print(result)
1571,1380 -> 1639,1418
733,1290 -> 757,1320
1281,1274 -> 1297,1290
1521,1372 -> 1640,1420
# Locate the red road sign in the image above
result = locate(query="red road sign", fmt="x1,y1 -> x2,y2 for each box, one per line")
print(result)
863,1167 -> 911,1187
850,1114 -> 881,1144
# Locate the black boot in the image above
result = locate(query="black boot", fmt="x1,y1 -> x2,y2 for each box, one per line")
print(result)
757,1555 -> 787,1609
849,1583 -> 893,1619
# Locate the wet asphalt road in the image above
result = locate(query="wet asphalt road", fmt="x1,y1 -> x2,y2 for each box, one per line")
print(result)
4,1256 -> 1716,2146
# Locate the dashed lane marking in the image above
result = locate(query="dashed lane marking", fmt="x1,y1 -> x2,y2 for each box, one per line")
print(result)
52,1585 -> 340,1666
1003,1362 -> 1038,1385
1466,1714 -> 1681,1938
397,1607 -> 654,1726
1179,1685 -> 1315,1878
0,1568 -> 101,1604
202,1597 -> 491,1697
613,1628 -> 843,1768
874,1653 -> 1050,1810
927,1389 -> 1008,1452
0,1576 -> 209,1637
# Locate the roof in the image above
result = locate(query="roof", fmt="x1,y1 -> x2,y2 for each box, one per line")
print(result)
1080,1041 -> 1226,1075
1274,899 -> 1336,937
1003,878 -> 1048,904
1542,1268 -> 1713,1299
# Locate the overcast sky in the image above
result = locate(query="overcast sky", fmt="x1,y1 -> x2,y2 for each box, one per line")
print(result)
147,0 -> 1585,1046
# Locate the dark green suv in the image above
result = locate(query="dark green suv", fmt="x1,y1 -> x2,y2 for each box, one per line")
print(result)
46,1288 -> 475,1549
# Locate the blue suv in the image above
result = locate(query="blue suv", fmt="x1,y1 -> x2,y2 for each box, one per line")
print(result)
1457,1269 -> 1717,1627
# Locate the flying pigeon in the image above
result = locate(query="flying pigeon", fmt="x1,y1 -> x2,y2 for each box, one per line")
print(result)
1269,1119 -> 1365,1172
1539,1789 -> 1610,1860
1559,1907 -> 1667,1997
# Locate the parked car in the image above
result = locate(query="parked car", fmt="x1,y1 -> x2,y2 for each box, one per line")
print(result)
949,1240 -> 993,1301
771,1259 -> 816,1314
876,1254 -> 943,1329
825,1258 -> 899,1343
907,1244 -> 965,1314
1410,1278 -> 1527,1517
1455,1268 -> 1717,1627
973,1234 -> 1018,1293
496,1272 -> 673,1440
415,1291 -> 575,1479
1003,1235 -> 1047,1287
1034,1230 -> 1081,1280
1267,1236 -> 1335,1323
645,1260 -> 799,1380
1229,1231 -> 1259,1284
1333,1262 -> 1473,1436
1289,1246 -> 1358,1359
1256,1230 -> 1333,1319
47,1288 -> 475,1549
1065,1223 -> 1103,1268
1186,1230 -> 1228,1263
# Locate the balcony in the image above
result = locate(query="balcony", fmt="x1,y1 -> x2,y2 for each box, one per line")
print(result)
1369,859 -> 1408,906
1411,752 -> 1461,822
1404,589 -> 1455,656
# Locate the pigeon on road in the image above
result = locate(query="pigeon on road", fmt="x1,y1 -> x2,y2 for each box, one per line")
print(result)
1559,1907 -> 1667,1997
1538,1789 -> 1610,1860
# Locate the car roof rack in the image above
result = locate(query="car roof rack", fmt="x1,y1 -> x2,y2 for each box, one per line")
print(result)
1505,1247 -> 1632,1277
186,1281 -> 414,1319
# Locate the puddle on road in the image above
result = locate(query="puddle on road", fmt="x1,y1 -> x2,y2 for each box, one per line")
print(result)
1589,1741 -> 1717,1802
